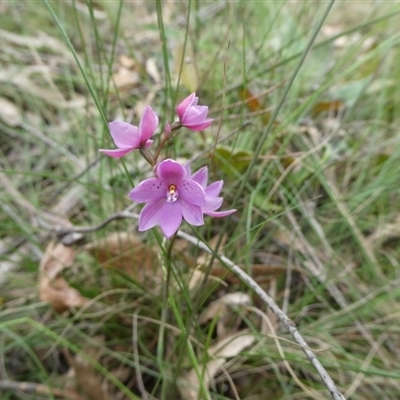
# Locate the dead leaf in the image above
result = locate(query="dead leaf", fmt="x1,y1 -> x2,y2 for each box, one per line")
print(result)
200,292 -> 251,339
238,86 -> 276,125
39,241 -> 88,313
0,97 -> 21,126
85,231 -> 160,285
110,55 -> 139,91
312,100 -> 344,115
146,57 -> 161,84
0,66 -> 85,109
239,87 -> 261,112
178,359 -> 224,400
209,263 -> 303,288
177,331 -> 255,400
273,229 -> 308,255
73,1 -> 106,20
134,90 -> 157,120
187,269 -> 227,295
64,338 -> 110,400
0,29 -> 71,57
40,241 -> 74,279
200,292 -> 251,324
209,331 -> 256,358
119,55 -> 135,69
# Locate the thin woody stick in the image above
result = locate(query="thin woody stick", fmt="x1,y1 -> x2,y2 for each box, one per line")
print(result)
51,211 -> 345,400
0,380 -> 84,400
176,230 -> 346,400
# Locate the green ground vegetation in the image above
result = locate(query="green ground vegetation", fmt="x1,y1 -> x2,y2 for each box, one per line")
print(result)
1,1 -> 400,399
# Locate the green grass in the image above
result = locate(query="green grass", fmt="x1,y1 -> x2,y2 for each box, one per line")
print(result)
2,0 -> 400,399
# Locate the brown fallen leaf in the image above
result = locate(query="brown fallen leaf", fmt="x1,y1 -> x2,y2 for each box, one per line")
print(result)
146,57 -> 161,84
239,86 -> 262,112
85,231 -> 160,285
0,380 -> 84,400
209,330 -> 256,358
177,330 -> 255,400
110,55 -> 139,91
273,229 -> 309,255
186,269 -> 227,296
238,86 -> 277,126
200,292 -> 251,339
178,359 -> 224,400
39,241 -> 88,313
312,100 -> 344,115
40,241 -> 75,279
0,97 -> 21,126
64,337 -> 110,400
210,263 -> 303,284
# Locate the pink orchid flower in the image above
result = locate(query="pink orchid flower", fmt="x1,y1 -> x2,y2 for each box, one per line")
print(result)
99,106 -> 159,158
129,159 -> 206,238
176,93 -> 213,131
188,164 -> 236,217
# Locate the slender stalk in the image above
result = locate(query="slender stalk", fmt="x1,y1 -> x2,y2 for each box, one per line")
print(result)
173,0 -> 192,112
155,0 -> 172,116
157,235 -> 176,398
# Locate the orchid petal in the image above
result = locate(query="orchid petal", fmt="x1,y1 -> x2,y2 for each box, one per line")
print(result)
203,197 -> 223,212
129,178 -> 166,203
129,157 -> 234,238
184,162 -> 192,177
158,202 -> 183,238
176,93 -> 213,131
191,166 -> 208,188
157,159 -> 186,185
205,209 -> 236,218
138,106 -> 159,143
108,121 -> 140,149
144,139 -> 153,148
98,148 -> 134,158
205,180 -> 223,197
178,180 -> 205,206
181,200 -> 204,226
138,199 -> 166,231
191,96 -> 199,106
185,119 -> 214,131
185,106 -> 208,124
176,93 -> 196,120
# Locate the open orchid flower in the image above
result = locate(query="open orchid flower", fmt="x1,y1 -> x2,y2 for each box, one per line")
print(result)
187,164 -> 236,217
99,106 -> 159,158
176,93 -> 213,131
129,159 -> 206,238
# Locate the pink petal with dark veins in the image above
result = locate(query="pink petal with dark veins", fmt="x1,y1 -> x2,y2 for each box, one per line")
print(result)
178,180 -> 205,206
129,178 -> 166,203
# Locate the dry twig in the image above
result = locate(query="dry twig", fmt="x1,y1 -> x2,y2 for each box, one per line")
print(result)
0,380 -> 84,400
42,211 -> 345,400
176,230 -> 345,400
